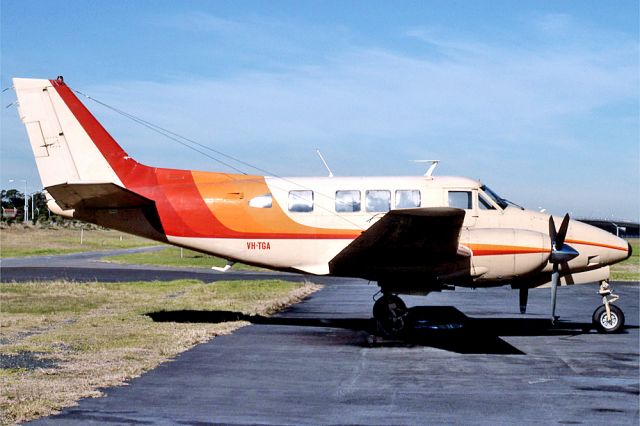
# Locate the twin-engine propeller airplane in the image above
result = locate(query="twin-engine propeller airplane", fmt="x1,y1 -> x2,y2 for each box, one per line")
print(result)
12,77 -> 632,335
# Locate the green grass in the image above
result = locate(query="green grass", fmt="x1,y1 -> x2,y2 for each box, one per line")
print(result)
103,247 -> 261,271
611,238 -> 639,282
0,225 -> 155,258
0,279 -> 321,424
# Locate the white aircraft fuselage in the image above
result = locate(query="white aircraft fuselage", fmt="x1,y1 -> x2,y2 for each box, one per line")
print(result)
12,77 -> 632,332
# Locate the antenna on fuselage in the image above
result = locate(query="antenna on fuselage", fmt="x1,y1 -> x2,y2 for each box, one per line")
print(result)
411,160 -> 439,177
316,149 -> 334,177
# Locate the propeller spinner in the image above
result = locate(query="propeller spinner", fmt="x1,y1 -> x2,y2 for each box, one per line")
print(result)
548,214 -> 579,322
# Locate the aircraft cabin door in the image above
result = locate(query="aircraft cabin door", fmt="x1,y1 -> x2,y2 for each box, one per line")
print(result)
445,188 -> 477,227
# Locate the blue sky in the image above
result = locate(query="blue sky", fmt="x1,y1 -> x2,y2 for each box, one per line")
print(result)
1,0 -> 638,219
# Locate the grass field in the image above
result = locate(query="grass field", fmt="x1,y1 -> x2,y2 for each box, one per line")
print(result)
611,238 -> 639,282
0,279 -> 320,424
103,247 -> 261,271
0,225 -> 155,258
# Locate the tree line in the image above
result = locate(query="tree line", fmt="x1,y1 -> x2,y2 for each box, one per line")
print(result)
1,189 -> 52,224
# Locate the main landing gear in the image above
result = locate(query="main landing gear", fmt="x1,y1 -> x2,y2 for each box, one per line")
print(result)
592,281 -> 625,333
373,293 -> 409,337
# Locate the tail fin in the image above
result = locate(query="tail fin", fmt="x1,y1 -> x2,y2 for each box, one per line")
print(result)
13,78 -> 167,238
13,77 -> 135,189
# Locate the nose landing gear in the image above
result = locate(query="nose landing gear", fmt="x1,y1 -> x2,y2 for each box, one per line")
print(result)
592,281 -> 625,333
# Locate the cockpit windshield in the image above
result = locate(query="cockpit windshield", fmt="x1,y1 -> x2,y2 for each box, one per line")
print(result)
480,185 -> 509,209
481,185 -> 525,210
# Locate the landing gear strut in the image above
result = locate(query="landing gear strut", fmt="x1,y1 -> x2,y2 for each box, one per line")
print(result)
373,293 -> 408,337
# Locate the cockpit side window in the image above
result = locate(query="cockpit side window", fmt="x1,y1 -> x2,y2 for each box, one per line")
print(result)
448,191 -> 472,210
479,193 -> 496,210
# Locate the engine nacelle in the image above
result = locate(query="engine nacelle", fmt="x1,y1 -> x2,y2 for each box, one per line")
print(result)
461,228 -> 550,281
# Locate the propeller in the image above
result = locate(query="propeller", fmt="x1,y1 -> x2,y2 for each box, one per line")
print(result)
548,214 -> 579,323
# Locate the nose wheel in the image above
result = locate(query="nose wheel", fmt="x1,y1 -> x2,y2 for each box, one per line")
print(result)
593,281 -> 624,333
373,294 -> 408,337
592,304 -> 625,333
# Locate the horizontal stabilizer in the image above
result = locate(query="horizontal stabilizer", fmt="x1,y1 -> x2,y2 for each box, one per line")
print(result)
46,182 -> 153,210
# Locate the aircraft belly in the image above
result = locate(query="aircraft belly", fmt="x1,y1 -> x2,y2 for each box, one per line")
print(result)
166,236 -> 351,274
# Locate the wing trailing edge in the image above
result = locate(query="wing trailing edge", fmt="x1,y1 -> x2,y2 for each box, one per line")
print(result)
329,207 -> 467,281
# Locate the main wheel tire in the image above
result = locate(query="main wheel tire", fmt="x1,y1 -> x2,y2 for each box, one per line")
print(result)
373,294 -> 408,337
592,305 -> 625,333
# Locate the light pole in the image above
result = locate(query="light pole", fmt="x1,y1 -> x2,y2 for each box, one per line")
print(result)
8,179 -> 27,223
612,223 -> 627,238
28,191 -> 39,222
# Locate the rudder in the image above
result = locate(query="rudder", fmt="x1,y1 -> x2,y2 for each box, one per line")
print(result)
13,77 -> 130,189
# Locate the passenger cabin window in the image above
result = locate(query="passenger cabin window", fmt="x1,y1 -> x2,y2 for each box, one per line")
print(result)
335,190 -> 361,212
248,193 -> 272,208
448,191 -> 472,210
479,193 -> 496,210
288,190 -> 313,212
366,190 -> 391,213
395,190 -> 421,208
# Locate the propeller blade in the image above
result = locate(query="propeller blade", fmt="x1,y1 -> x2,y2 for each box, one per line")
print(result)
548,214 -> 573,323
550,263 -> 559,323
548,214 -> 578,263
556,213 -> 570,248
519,287 -> 528,314
548,216 -> 557,247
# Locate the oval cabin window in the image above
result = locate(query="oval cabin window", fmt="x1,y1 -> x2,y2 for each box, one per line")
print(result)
249,194 -> 273,208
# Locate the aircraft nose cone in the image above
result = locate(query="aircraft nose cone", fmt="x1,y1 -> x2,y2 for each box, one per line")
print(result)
627,241 -> 633,260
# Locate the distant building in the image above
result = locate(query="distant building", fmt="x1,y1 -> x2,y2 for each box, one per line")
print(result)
577,219 -> 639,238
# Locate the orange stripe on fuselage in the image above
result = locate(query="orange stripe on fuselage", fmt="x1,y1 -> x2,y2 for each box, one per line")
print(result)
565,239 -> 628,252
191,171 -> 361,239
468,244 -> 549,256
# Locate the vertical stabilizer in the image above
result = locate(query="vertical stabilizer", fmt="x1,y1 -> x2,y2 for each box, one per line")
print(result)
13,77 -> 129,188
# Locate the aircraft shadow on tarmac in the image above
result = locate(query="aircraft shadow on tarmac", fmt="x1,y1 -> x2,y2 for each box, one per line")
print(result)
147,306 -> 630,355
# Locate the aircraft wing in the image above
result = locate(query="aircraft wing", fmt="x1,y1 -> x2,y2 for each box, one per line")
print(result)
329,207 -> 467,280
46,182 -> 154,210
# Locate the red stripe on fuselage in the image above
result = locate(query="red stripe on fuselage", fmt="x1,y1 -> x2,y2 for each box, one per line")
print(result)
50,80 -> 233,237
50,80 -> 135,181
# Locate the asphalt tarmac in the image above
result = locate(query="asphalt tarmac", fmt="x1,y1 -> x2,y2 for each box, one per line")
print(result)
0,248 -> 311,284
3,252 -> 638,425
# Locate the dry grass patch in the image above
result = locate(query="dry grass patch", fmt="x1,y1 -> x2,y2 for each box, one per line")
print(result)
0,225 -> 155,258
0,279 -> 321,425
